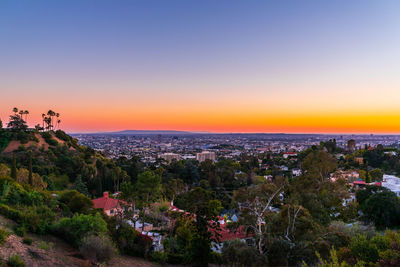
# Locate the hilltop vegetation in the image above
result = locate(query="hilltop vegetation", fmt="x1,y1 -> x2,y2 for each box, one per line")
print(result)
2,108 -> 400,266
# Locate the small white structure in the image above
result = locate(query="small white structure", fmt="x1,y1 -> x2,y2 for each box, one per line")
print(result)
382,174 -> 400,197
292,168 -> 302,177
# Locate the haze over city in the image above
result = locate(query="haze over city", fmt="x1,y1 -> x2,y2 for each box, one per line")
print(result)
1,0 -> 400,133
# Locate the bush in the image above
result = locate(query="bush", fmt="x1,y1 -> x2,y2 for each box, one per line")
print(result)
41,132 -> 58,146
150,251 -> 168,265
21,206 -> 56,234
0,204 -> 23,223
107,218 -> 152,257
22,238 -> 32,245
16,131 -> 29,144
8,254 -> 25,267
55,130 -> 70,142
0,227 -> 10,245
14,226 -> 26,237
38,241 -> 53,251
53,213 -> 108,247
58,190 -> 93,214
79,234 -> 116,263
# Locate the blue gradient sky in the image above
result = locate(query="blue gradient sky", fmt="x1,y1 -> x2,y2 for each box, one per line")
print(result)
1,1 -> 400,133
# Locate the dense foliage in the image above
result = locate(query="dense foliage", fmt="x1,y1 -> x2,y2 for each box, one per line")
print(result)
3,111 -> 400,266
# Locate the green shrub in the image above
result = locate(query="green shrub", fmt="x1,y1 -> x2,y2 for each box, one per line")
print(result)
79,234 -> 116,263
41,132 -> 58,146
21,206 -> 56,234
0,227 -> 10,244
58,190 -> 93,214
14,226 -> 26,237
38,241 -> 53,251
151,251 -> 168,265
55,130 -> 70,142
0,204 -> 23,223
22,238 -> 33,245
53,213 -> 108,247
107,218 -> 152,257
16,131 -> 29,144
8,254 -> 25,267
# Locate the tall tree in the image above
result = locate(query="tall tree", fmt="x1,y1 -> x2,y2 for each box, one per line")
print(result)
234,183 -> 284,254
180,187 -> 223,266
136,170 -> 162,204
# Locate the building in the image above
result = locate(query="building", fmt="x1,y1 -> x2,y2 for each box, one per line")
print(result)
159,153 -> 180,163
196,151 -> 216,162
382,174 -> 400,197
92,192 -> 126,216
292,168 -> 302,177
347,139 -> 356,152
354,157 -> 364,165
211,217 -> 252,253
283,152 -> 297,159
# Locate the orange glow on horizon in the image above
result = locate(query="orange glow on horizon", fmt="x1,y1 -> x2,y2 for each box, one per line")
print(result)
54,110 -> 400,134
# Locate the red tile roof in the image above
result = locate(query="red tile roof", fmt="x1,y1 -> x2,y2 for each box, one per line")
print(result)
218,225 -> 250,242
92,192 -> 122,211
209,221 -> 251,242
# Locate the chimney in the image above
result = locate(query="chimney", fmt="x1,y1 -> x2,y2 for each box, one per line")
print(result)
103,192 -> 109,198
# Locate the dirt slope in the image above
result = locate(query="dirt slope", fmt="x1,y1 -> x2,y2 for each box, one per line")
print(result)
3,132 -> 71,153
0,215 -> 159,267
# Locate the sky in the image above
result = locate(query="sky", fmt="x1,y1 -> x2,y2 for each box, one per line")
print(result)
1,0 -> 400,133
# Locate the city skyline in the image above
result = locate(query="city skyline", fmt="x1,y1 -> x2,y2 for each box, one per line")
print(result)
2,0 -> 400,133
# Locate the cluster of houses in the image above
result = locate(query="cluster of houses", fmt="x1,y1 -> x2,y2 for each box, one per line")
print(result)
92,192 -> 249,252
329,170 -> 400,207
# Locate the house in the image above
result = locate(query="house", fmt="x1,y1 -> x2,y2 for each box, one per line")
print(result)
92,192 -> 127,216
283,152 -> 297,159
382,175 -> 400,197
343,193 -> 356,206
292,168 -> 302,177
354,157 -> 364,165
210,217 -> 252,253
352,180 -> 366,189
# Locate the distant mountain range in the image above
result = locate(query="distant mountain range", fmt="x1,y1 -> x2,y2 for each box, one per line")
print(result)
87,130 -> 198,135
71,130 -> 400,137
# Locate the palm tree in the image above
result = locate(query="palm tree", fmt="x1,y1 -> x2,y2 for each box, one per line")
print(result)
24,110 -> 29,122
42,113 -> 45,131
55,113 -> 60,129
18,110 -> 24,120
47,110 -> 56,130
13,107 -> 18,114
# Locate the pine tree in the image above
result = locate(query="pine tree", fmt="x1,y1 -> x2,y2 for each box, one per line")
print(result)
11,156 -> 17,179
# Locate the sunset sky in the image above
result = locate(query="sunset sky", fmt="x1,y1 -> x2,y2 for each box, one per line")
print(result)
1,0 -> 400,133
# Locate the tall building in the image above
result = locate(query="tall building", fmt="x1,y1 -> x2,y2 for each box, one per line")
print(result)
196,151 -> 216,162
347,139 -> 356,152
159,153 -> 180,163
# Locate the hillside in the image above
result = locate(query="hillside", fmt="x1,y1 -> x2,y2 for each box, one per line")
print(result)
0,128 -> 162,266
2,132 -> 70,153
0,214 -> 158,267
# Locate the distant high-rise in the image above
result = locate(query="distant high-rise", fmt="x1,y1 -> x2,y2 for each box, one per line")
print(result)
159,153 -> 180,163
347,139 -> 356,152
196,151 -> 216,162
